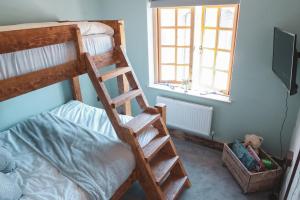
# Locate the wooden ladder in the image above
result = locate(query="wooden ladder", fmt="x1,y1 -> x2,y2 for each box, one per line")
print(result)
86,47 -> 191,200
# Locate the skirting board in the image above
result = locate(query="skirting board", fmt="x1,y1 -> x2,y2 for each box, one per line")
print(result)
169,129 -> 224,151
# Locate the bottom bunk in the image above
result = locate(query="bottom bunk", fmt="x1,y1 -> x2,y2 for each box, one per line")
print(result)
0,101 -> 158,200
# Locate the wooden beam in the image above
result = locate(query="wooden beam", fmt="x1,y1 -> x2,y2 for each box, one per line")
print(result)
0,61 -> 78,101
91,50 -> 120,69
70,76 -> 83,101
170,129 -> 224,151
155,103 -> 167,124
0,25 -> 77,54
113,20 -> 132,116
69,27 -> 85,101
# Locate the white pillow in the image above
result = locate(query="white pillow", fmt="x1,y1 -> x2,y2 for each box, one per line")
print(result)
0,172 -> 22,200
75,22 -> 114,36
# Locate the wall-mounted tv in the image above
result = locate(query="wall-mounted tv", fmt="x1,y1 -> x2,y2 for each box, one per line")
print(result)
272,27 -> 299,95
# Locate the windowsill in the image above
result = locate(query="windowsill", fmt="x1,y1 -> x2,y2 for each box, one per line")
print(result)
148,84 -> 232,103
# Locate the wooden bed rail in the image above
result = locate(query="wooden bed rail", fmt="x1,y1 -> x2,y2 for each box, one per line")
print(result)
0,25 -> 78,54
0,24 -> 85,102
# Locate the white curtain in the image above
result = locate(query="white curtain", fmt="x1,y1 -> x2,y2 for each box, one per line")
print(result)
150,0 -> 240,8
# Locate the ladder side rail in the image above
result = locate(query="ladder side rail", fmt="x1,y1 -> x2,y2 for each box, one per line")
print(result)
86,53 -> 128,142
119,126 -> 166,199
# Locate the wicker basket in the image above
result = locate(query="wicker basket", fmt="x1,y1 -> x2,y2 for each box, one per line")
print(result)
222,143 -> 282,193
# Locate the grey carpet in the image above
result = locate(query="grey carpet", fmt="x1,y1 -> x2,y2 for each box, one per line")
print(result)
121,137 -> 270,200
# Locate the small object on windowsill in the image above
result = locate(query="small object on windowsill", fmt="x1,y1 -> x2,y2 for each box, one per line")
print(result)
181,79 -> 192,93
149,83 -> 231,103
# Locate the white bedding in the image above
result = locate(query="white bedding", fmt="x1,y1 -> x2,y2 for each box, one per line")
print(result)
51,101 -> 159,148
0,101 -> 158,200
0,125 -> 89,200
0,22 -> 114,80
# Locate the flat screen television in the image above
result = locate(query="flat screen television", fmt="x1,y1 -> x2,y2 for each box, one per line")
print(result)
272,27 -> 298,95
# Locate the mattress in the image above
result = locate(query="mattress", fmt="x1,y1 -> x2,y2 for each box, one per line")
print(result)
0,101 -> 158,200
0,22 -> 114,80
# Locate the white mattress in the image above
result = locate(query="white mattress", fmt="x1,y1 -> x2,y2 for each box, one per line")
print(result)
0,101 -> 158,200
0,34 -> 113,80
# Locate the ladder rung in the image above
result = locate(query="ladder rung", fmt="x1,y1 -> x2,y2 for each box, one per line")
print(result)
125,112 -> 160,135
98,67 -> 131,82
162,175 -> 188,200
143,135 -> 170,161
111,89 -> 141,108
151,155 -> 179,184
91,50 -> 120,69
137,127 -> 159,148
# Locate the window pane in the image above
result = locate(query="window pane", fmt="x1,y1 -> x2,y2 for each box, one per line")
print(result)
161,65 -> 175,81
161,47 -> 175,63
216,51 -> 230,71
220,7 -> 235,28
201,49 -> 215,68
203,29 -> 216,48
176,66 -> 189,81
200,68 -> 213,86
161,29 -> 175,45
160,9 -> 175,27
218,30 -> 232,50
178,9 -> 191,26
214,71 -> 228,90
177,29 -> 190,46
177,48 -> 190,64
204,8 -> 218,27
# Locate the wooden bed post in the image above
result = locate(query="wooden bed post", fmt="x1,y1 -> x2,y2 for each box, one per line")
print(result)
70,77 -> 83,101
114,20 -> 132,116
70,27 -> 85,102
89,20 -> 131,115
155,103 -> 167,124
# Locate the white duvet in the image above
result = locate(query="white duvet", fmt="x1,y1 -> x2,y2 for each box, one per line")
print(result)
0,101 -> 158,200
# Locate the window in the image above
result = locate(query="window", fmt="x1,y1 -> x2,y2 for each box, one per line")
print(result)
157,7 -> 195,83
154,5 -> 239,95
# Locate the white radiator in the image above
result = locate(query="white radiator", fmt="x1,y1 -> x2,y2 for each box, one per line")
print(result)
156,96 -> 213,136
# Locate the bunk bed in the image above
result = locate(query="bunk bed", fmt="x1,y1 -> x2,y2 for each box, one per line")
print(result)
0,20 -> 190,200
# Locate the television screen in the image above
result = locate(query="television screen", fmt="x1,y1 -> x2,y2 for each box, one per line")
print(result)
272,27 -> 298,95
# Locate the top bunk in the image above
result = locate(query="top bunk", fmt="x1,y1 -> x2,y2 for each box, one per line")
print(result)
0,20 -> 126,103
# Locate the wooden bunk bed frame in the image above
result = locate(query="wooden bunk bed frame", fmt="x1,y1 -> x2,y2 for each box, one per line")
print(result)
0,21 -> 129,111
0,20 -> 190,200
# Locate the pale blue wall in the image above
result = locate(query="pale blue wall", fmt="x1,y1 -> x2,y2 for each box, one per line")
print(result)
0,0 -> 101,131
95,0 -> 300,156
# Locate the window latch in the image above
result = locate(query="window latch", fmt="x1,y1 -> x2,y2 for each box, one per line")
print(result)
199,45 -> 203,54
